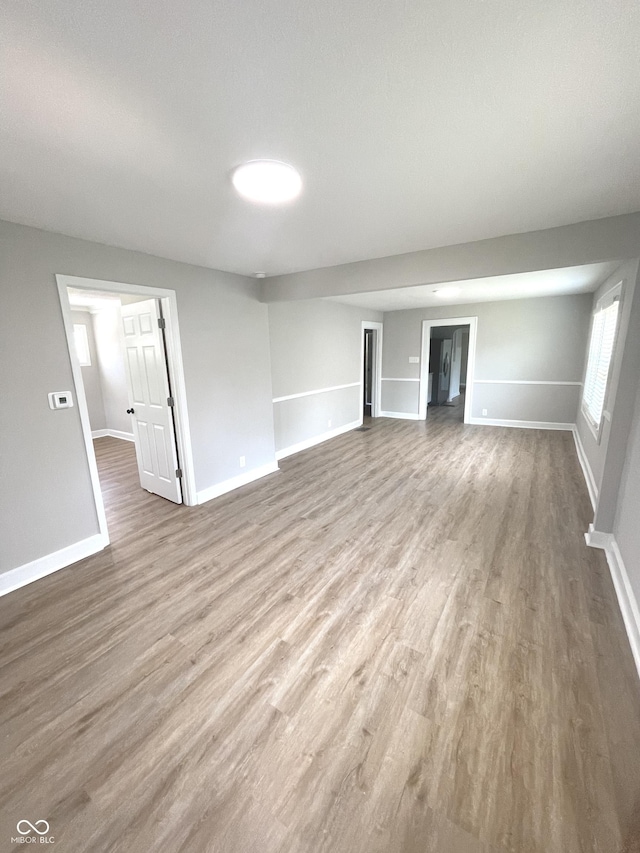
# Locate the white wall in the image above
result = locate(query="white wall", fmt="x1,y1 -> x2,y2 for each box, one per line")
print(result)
0,219 -> 276,575
380,294 -> 592,423
70,310 -> 106,431
92,303 -> 132,436
268,300 -> 382,455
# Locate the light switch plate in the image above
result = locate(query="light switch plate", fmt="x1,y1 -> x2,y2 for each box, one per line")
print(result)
408,356 -> 419,363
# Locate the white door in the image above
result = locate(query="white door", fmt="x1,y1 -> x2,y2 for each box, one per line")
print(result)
121,300 -> 182,504
448,329 -> 462,401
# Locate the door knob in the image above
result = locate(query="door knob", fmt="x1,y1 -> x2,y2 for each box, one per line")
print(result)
127,408 -> 135,414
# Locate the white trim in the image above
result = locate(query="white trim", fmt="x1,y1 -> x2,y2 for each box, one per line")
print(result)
56,280 -> 110,545
474,379 -> 582,386
276,419 -> 362,460
92,429 -> 135,442
196,462 -> 280,505
468,417 -> 574,430
596,277 -> 626,303
419,317 -> 478,423
361,321 -> 383,418
584,523 -> 611,549
159,294 -> 196,504
0,534 -> 108,598
586,531 -> 640,683
572,427 -> 598,510
381,377 -> 420,382
273,382 -> 360,404
379,411 -> 422,420
56,275 -> 197,522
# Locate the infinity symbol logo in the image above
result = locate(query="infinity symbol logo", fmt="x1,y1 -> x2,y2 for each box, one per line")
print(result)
16,820 -> 50,835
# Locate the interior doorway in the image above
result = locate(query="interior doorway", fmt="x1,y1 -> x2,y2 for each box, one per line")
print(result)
419,316 -> 478,423
56,274 -> 196,549
428,324 -> 469,418
363,328 -> 374,417
360,321 -> 383,421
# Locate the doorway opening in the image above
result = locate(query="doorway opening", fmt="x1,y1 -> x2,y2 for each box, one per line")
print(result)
56,275 -> 196,548
360,321 -> 383,422
419,316 -> 478,423
428,325 -> 469,421
363,329 -> 374,418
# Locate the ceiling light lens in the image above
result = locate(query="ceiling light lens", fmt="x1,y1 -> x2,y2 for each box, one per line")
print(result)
232,160 -> 302,204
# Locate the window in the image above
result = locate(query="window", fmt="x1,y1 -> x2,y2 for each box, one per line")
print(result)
73,323 -> 91,367
581,284 -> 621,438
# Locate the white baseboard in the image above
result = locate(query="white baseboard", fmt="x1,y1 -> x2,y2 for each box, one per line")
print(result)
468,417 -> 574,431
379,411 -> 421,420
586,530 -> 640,682
92,429 -> 135,442
584,523 -> 611,549
196,462 -> 280,505
572,427 -> 598,510
276,419 -> 362,460
0,533 -> 109,598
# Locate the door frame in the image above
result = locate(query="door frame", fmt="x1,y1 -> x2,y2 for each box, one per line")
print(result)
56,274 -> 197,547
418,316 -> 478,423
360,321 -> 383,419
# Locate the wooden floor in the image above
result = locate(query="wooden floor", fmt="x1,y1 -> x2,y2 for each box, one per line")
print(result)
428,391 -> 465,423
2,420 -> 640,852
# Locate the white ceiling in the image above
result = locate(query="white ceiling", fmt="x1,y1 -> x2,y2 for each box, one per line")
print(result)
67,289 -> 122,310
1,1 -> 640,277
326,262 -> 618,311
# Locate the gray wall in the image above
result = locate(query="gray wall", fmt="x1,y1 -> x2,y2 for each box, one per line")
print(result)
263,212 -> 640,302
268,300 -> 382,453
70,310 -> 106,431
593,261 -> 640,534
381,294 -> 592,421
0,219 -> 275,574
614,372 -> 640,606
575,260 -> 640,502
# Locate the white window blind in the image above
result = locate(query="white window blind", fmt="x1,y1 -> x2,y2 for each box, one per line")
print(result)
581,295 -> 620,434
73,323 -> 91,367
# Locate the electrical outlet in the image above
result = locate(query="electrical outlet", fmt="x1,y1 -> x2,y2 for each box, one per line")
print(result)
239,455 -> 246,468
482,409 -> 488,416
328,419 -> 332,428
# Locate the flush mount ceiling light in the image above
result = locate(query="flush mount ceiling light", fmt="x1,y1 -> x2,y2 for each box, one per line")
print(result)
434,287 -> 461,298
232,160 -> 302,204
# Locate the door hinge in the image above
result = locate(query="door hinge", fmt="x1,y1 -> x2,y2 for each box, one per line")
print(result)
158,317 -> 166,330
167,396 -> 175,407
176,468 -> 183,479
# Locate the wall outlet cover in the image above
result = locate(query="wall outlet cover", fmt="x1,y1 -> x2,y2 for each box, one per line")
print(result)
239,456 -> 246,468
409,356 -> 419,363
482,409 -> 488,416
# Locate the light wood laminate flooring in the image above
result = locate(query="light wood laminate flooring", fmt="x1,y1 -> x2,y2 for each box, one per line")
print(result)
1,420 -> 640,852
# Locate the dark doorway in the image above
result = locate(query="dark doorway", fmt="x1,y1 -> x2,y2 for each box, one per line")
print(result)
427,324 -> 470,422
363,328 -> 374,417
